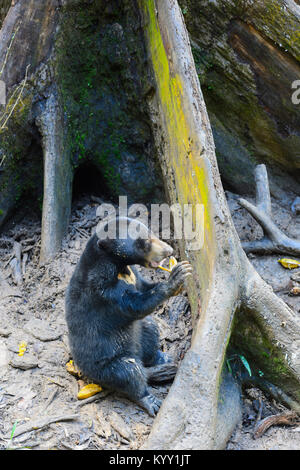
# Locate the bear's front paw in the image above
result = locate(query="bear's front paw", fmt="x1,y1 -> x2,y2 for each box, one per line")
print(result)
167,261 -> 193,295
138,393 -> 162,417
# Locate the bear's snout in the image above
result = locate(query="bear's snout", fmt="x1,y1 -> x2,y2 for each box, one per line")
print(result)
146,238 -> 173,268
161,241 -> 173,257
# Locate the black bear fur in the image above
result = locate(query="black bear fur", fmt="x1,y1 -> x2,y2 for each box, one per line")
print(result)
65,217 -> 192,416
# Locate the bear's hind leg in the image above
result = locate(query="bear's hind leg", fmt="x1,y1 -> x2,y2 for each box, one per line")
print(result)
141,318 -> 173,367
96,356 -> 161,417
141,317 -> 159,367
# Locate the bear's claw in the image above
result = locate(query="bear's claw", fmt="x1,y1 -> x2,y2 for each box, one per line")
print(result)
138,394 -> 162,417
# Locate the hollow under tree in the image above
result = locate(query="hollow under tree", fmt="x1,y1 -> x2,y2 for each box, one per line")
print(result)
0,0 -> 299,450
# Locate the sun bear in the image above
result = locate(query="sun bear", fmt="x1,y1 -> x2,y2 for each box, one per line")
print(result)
65,216 -> 192,416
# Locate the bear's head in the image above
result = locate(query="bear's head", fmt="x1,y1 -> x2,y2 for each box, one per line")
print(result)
96,216 -> 173,267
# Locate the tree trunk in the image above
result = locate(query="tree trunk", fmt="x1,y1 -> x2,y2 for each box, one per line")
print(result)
178,0 -> 300,196
37,90 -> 73,263
138,0 -> 300,450
0,0 -> 164,261
0,0 -> 299,450
0,0 -> 71,262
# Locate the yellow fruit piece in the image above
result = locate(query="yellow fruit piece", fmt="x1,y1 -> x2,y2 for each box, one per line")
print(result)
169,256 -> 178,270
18,341 -> 27,357
66,360 -> 83,378
278,258 -> 300,269
66,360 -> 79,376
158,256 -> 178,273
77,383 -> 102,400
157,265 -> 171,273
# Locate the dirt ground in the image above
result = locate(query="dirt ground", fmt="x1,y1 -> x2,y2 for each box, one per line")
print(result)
0,189 -> 299,450
0,195 -> 192,450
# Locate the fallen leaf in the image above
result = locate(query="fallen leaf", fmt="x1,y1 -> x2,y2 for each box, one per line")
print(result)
278,258 -> 300,269
77,383 -> 102,400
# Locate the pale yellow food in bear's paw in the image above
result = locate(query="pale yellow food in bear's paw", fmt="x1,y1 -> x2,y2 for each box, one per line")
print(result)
169,256 -> 178,270
158,256 -> 178,273
77,383 -> 102,400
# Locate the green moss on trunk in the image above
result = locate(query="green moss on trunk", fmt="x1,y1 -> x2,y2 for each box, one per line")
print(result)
179,0 -> 300,194
230,308 -> 300,402
54,0 -> 162,201
0,84 -> 43,223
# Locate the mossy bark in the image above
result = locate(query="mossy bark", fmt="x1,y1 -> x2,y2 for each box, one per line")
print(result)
37,90 -> 73,264
0,0 -> 56,226
0,0 -> 164,259
178,0 -> 300,195
55,0 -> 164,202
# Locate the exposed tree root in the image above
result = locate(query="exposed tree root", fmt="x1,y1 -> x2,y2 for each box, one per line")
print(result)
238,164 -> 300,256
253,411 -> 299,439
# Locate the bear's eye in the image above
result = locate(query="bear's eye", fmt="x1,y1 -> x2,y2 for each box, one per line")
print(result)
144,240 -> 151,253
136,238 -> 145,249
136,238 -> 150,252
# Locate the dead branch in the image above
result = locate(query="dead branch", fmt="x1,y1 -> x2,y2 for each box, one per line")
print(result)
146,363 -> 177,383
76,390 -> 111,407
5,414 -> 78,439
61,438 -> 91,450
238,165 -> 300,255
253,411 -> 299,439
40,387 -> 58,414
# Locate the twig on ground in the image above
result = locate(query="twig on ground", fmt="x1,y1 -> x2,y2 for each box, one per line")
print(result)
61,438 -> 91,450
44,377 -> 66,388
76,390 -> 111,407
40,387 -> 58,413
4,414 -> 78,439
74,227 -> 89,239
253,411 -> 299,439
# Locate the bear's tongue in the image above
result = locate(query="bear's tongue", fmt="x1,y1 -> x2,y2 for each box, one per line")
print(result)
150,258 -> 166,268
150,261 -> 159,268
